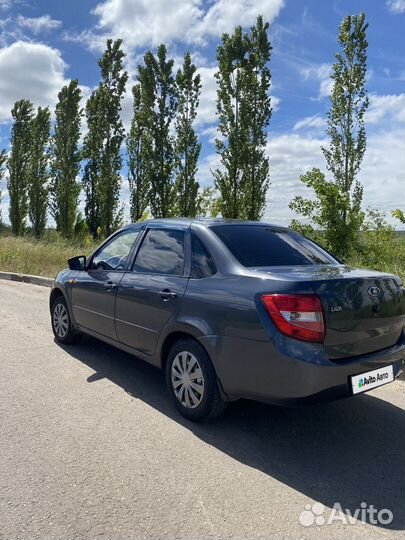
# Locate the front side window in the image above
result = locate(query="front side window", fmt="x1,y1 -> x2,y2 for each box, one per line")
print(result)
211,225 -> 338,267
191,233 -> 216,278
133,229 -> 185,275
92,229 -> 140,271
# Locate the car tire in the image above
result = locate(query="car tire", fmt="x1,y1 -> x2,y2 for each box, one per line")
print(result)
51,296 -> 81,345
166,338 -> 227,421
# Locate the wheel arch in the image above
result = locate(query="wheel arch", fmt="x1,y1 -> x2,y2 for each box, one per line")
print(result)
160,331 -> 203,371
49,286 -> 65,312
49,285 -> 78,329
159,329 -> 228,401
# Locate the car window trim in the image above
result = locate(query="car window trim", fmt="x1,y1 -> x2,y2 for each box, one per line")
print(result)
88,226 -> 144,272
130,225 -> 191,278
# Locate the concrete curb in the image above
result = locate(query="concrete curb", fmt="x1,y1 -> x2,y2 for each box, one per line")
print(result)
0,270 -> 53,288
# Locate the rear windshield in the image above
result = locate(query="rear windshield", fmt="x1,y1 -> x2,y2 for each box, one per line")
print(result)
211,225 -> 338,267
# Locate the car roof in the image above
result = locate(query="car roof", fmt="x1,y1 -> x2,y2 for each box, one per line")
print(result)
123,218 -> 290,231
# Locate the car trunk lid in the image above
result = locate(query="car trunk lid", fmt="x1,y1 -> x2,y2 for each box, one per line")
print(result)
251,265 -> 405,359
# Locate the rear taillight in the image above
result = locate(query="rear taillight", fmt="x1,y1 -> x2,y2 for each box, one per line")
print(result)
261,294 -> 325,343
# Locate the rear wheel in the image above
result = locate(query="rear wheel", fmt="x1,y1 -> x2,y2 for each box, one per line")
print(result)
165,338 -> 227,421
51,296 -> 81,344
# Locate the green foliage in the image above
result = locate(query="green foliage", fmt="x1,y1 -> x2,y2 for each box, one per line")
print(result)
127,83 -> 151,221
392,209 -> 405,225
28,106 -> 51,238
174,52 -> 201,217
83,39 -> 128,237
50,80 -> 83,238
0,150 -> 6,225
289,167 -> 364,258
214,15 -> 272,220
347,209 -> 405,282
195,186 -> 219,217
138,44 -> 177,218
290,13 -> 368,259
7,99 -> 34,236
82,91 -> 101,237
242,16 -> 272,220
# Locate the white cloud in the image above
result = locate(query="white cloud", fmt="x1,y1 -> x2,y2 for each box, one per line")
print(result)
81,0 -> 284,50
264,122 -> 405,227
197,152 -> 221,186
366,93 -> 405,124
358,128 -> 405,213
387,0 -> 405,13
190,0 -> 285,44
264,133 -> 325,224
272,96 -> 281,111
201,125 -> 218,141
16,15 -> 62,34
301,63 -> 331,81
301,63 -> 332,99
0,41 -> 67,122
0,0 -> 12,10
293,114 -> 325,131
196,66 -> 217,126
92,0 -> 203,48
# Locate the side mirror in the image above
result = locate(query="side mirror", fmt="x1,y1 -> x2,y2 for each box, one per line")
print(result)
68,255 -> 87,271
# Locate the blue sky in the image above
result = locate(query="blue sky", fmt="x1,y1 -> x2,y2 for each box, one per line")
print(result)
0,0 -> 404,226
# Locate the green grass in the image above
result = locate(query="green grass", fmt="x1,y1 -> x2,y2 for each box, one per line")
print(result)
346,233 -> 405,284
0,232 -> 96,277
1,229 -> 405,282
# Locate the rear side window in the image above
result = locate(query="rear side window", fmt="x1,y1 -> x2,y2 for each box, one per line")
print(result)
211,225 -> 338,267
133,229 -> 185,275
191,233 -> 216,278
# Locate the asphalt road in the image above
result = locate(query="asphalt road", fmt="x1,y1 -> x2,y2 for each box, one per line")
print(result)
0,280 -> 404,540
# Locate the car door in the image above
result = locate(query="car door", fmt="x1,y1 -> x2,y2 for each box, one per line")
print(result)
115,225 -> 189,355
72,227 -> 142,339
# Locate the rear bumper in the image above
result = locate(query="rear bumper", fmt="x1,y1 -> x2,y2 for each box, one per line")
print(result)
199,335 -> 405,405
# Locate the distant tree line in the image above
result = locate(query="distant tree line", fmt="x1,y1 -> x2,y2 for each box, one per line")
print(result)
0,15 -> 272,239
1,11 -> 388,260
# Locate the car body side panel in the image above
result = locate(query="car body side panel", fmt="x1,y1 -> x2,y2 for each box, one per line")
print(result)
71,269 -> 124,339
115,273 -> 188,355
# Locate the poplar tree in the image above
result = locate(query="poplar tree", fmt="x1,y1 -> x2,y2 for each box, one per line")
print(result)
243,16 -> 272,220
174,52 -> 201,217
290,13 -> 369,258
50,80 -> 82,238
213,16 -> 272,219
138,44 -> 177,218
83,39 -> 128,237
28,106 -> 51,237
7,99 -> 34,235
83,91 -> 102,237
0,150 -> 6,225
127,83 -> 151,221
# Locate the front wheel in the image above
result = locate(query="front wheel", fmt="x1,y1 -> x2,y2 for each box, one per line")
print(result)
165,338 -> 227,421
51,296 -> 81,344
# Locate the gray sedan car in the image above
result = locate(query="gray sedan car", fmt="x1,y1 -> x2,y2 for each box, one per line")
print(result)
50,219 -> 405,420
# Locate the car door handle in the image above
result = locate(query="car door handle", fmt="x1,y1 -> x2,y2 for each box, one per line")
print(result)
159,289 -> 177,301
104,281 -> 117,291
